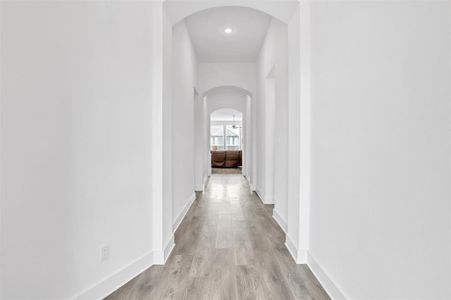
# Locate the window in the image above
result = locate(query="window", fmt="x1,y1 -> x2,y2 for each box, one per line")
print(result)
210,124 -> 241,150
210,125 -> 224,149
225,125 -> 240,148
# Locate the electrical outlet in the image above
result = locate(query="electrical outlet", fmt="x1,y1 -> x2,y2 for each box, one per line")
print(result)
101,245 -> 110,262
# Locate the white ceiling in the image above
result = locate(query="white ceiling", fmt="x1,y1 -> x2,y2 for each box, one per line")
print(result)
211,108 -> 242,121
185,7 -> 272,63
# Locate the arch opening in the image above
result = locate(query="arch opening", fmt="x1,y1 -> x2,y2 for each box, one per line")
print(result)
165,2 -> 297,26
210,108 -> 243,152
204,85 -> 252,98
163,0 -> 305,272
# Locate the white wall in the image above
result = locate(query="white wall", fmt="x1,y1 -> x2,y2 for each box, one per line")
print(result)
171,20 -> 197,231
256,18 -> 289,227
308,1 -> 451,299
286,4 -> 302,262
244,95 -> 252,180
162,6 -> 174,259
198,62 -> 256,95
194,91 -> 206,191
285,1 -> 312,265
203,96 -> 211,182
206,87 -> 247,115
1,1 -> 158,299
164,0 -> 299,28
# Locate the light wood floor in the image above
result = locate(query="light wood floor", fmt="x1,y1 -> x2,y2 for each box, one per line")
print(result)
211,167 -> 242,174
105,174 -> 330,300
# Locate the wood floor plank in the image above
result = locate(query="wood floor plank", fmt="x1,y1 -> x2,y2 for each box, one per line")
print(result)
105,174 -> 330,300
235,265 -> 269,300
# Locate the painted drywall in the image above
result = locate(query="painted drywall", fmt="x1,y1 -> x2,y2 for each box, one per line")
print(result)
309,1 -> 451,299
211,108 -> 243,121
194,91 -> 206,191
198,62 -> 256,96
284,0 -> 313,265
1,1 -> 158,299
206,87 -> 247,116
164,0 -> 298,27
244,95 -> 252,183
286,3 -> 302,262
203,96 -> 211,183
171,20 -> 198,230
162,6 -> 175,257
256,18 -> 289,224
185,6 -> 272,63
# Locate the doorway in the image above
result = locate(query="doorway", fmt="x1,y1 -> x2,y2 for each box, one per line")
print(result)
210,109 -> 243,174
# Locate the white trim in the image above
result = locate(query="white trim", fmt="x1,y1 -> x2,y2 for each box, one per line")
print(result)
255,189 -> 265,203
173,192 -> 196,233
254,188 -> 261,199
298,0 -> 312,263
285,235 -> 298,263
307,252 -> 347,300
202,175 -> 209,191
284,235 -> 308,264
150,1 -> 164,269
255,188 -> 273,204
164,236 -> 175,262
297,248 -> 307,264
244,176 -> 255,192
153,249 -> 164,265
195,174 -> 208,191
272,209 -> 288,233
72,251 -> 154,300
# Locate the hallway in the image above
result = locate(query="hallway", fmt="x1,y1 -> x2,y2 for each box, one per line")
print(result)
2,1 -> 450,299
106,174 -> 329,300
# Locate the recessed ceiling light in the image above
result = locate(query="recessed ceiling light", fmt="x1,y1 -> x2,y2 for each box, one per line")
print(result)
224,28 -> 233,35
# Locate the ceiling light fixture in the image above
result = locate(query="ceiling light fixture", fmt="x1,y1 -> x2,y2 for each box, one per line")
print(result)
224,28 -> 233,35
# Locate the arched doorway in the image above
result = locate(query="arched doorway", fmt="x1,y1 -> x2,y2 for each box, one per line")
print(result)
202,85 -> 253,184
210,109 -> 243,174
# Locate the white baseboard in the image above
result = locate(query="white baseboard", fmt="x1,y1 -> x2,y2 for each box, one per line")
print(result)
202,175 -> 209,190
164,236 -> 175,262
73,251 -> 154,300
255,188 -> 273,204
272,209 -> 288,233
153,249 -> 164,265
255,189 -> 264,203
285,235 -> 298,263
285,235 -> 308,264
307,252 -> 347,300
195,175 -> 209,191
297,248 -> 308,264
152,238 -> 174,266
244,177 -> 256,192
247,176 -> 255,192
173,192 -> 196,233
